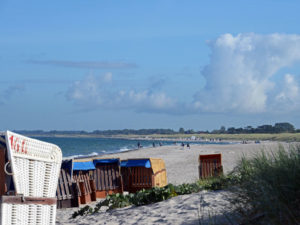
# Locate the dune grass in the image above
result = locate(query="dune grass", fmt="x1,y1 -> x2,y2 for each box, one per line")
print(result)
229,144 -> 300,224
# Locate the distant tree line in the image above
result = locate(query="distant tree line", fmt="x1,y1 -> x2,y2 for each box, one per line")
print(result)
211,122 -> 298,134
13,122 -> 299,136
92,129 -> 176,135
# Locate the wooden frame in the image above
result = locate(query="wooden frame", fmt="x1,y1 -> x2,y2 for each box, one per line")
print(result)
73,170 -> 96,205
93,162 -> 123,198
56,164 -> 79,209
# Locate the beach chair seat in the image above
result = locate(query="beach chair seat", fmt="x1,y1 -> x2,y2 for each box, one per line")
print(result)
92,158 -> 123,198
121,158 -> 167,193
198,154 -> 223,179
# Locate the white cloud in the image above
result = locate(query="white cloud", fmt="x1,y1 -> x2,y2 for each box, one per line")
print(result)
66,73 -> 177,113
194,33 -> 300,113
275,74 -> 300,110
66,73 -> 112,106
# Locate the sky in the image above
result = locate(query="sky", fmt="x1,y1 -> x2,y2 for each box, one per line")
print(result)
1,0 -> 300,131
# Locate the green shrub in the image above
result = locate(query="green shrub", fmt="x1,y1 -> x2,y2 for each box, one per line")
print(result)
72,174 -> 231,218
71,205 -> 93,218
197,175 -> 233,191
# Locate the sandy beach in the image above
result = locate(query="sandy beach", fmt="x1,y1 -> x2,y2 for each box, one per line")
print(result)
56,141 -> 282,225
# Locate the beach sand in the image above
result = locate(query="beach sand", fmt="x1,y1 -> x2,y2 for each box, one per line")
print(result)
56,141 -> 281,225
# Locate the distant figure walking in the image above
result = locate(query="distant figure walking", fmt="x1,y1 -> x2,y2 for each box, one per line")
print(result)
137,142 -> 141,148
153,142 -> 155,147
187,143 -> 190,149
181,142 -> 185,147
159,142 -> 162,146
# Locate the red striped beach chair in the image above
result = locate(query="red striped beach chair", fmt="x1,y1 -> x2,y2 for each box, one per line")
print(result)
198,154 -> 223,179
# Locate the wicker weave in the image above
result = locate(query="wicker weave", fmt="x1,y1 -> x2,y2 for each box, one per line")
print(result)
1,203 -> 56,225
5,131 -> 62,198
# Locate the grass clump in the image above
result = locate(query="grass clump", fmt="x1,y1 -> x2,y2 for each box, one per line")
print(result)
230,145 -> 300,224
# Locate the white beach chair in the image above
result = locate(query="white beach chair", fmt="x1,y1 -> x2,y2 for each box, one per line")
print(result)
0,131 -> 62,225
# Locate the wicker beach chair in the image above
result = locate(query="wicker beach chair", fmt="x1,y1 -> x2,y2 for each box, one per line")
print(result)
198,153 -> 223,179
56,160 -> 79,209
0,131 -> 62,225
72,158 -> 97,205
92,158 -> 123,198
121,158 -> 167,193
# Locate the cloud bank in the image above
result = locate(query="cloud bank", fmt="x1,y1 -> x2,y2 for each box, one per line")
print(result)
66,33 -> 300,115
193,33 -> 300,114
66,73 -> 177,113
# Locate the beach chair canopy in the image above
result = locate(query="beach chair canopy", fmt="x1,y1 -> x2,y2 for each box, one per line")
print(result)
121,159 -> 151,168
93,158 -> 119,165
73,161 -> 95,171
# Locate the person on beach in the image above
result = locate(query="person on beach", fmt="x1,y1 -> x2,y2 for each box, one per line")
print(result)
187,143 -> 190,149
137,142 -> 141,148
153,142 -> 155,147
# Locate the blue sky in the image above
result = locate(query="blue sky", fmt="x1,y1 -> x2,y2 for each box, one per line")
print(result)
1,0 -> 300,131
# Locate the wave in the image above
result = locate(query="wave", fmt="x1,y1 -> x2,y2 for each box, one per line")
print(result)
63,151 -> 99,160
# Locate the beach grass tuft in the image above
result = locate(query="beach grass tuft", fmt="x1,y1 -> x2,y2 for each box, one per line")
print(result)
229,144 -> 300,224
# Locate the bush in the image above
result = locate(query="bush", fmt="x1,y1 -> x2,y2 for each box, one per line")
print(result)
230,145 -> 300,224
72,177 -> 231,218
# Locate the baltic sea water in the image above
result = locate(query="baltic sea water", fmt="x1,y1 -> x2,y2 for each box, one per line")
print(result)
34,136 -> 231,158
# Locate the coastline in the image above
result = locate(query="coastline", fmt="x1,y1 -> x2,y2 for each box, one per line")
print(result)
23,132 -> 300,142
56,141 -> 282,224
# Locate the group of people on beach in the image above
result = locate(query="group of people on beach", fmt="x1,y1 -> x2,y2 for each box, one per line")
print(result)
181,142 -> 190,149
152,142 -> 162,147
137,141 -> 190,149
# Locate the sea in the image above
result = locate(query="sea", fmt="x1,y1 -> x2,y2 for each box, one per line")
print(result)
33,136 -> 233,158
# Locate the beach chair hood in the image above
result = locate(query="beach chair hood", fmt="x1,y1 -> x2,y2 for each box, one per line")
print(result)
93,158 -> 120,165
73,161 -> 95,171
121,159 -> 151,168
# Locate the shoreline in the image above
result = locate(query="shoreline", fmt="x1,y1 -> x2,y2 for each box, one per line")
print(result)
65,140 -> 241,160
21,132 -> 300,142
